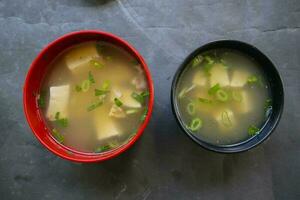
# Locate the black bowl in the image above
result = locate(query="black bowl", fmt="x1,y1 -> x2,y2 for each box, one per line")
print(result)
171,40 -> 284,153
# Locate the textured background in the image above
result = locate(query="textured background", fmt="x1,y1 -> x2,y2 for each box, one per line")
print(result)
0,0 -> 300,199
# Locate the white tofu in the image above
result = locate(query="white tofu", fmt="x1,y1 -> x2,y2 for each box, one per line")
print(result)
46,85 -> 70,121
209,64 -> 230,87
94,116 -> 120,140
230,70 -> 250,87
131,76 -> 147,90
192,71 -> 207,86
65,43 -> 99,72
235,91 -> 252,113
213,109 -> 236,132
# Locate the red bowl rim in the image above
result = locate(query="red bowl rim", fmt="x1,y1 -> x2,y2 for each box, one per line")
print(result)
23,30 -> 154,163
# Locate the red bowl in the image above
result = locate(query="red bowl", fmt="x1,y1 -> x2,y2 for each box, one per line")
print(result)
23,30 -> 154,163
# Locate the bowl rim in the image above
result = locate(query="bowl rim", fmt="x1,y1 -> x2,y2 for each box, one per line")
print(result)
171,39 -> 284,153
23,30 -> 154,162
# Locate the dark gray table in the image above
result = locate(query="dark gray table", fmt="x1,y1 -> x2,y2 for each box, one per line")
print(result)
0,0 -> 299,199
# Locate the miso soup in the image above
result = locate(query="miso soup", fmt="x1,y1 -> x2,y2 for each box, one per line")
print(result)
37,41 -> 149,153
175,49 -> 272,145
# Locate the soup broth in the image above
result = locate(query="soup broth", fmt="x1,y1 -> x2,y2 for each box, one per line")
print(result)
38,41 -> 149,153
175,49 -> 272,145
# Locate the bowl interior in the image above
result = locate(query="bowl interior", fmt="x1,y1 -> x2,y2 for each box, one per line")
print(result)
171,40 -> 284,153
23,30 -> 154,162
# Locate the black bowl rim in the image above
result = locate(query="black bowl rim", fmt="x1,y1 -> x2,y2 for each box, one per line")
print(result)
171,40 -> 284,153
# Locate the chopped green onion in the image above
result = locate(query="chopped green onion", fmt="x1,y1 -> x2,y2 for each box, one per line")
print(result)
101,80 -> 110,90
191,55 -> 204,67
52,128 -> 64,143
88,71 -> 95,84
178,85 -> 196,99
94,89 -> 109,96
204,56 -> 214,65
198,98 -> 213,104
188,118 -> 203,132
75,85 -> 82,92
95,145 -> 111,153
232,91 -> 243,102
132,92 -> 144,104
208,83 -> 221,95
87,100 -> 103,112
140,91 -> 150,97
81,80 -> 90,92
248,125 -> 260,136
55,112 -> 60,120
37,91 -> 46,108
216,89 -> 229,102
140,108 -> 148,122
187,102 -> 196,115
90,60 -> 103,69
264,99 -> 272,110
114,98 -> 123,107
54,112 -> 68,127
221,111 -> 232,127
247,75 -> 258,84
126,109 -> 139,115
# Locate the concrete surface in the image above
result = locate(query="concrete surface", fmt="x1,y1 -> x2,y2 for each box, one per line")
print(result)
0,0 -> 299,199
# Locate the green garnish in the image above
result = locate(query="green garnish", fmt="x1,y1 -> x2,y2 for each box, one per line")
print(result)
216,89 -> 229,102
187,102 -> 196,115
140,91 -> 150,97
247,75 -> 258,84
52,128 -> 64,143
88,71 -> 95,84
188,118 -> 203,132
87,100 -> 103,112
221,111 -> 232,127
140,108 -> 148,122
81,80 -> 90,92
114,98 -> 123,107
204,56 -> 214,64
126,109 -> 139,115
178,85 -> 195,99
198,98 -> 213,104
54,112 -> 68,127
232,91 -> 243,102
208,83 -> 221,95
90,60 -> 103,69
220,59 -> 229,69
75,85 -> 82,92
132,92 -> 144,104
94,89 -> 109,96
248,125 -> 260,136
95,145 -> 111,153
264,99 -> 272,110
101,80 -> 110,90
191,55 -> 204,67
37,91 -> 46,108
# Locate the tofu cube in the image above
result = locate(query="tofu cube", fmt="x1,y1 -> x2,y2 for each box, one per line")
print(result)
193,71 -> 207,86
230,70 -> 250,87
65,43 -> 99,72
46,85 -> 70,121
111,87 -> 141,108
209,64 -> 230,87
95,119 -> 120,140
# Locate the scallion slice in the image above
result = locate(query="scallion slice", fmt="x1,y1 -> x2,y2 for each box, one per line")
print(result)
88,71 -> 95,84
248,125 -> 260,136
90,60 -> 103,69
187,102 -> 196,115
188,118 -> 203,132
81,80 -> 90,92
216,89 -> 229,102
114,98 -> 123,107
52,128 -> 64,143
87,100 -> 103,112
208,83 -> 221,95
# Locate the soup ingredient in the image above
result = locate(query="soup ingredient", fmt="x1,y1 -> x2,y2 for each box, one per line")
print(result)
54,112 -> 68,127
81,80 -> 90,92
109,105 -> 126,118
52,128 -> 64,143
176,49 -> 271,145
90,59 -> 104,69
37,91 -> 46,108
248,125 -> 260,136
46,85 -> 70,121
209,64 -> 230,87
65,43 -> 99,72
191,55 -> 204,67
114,98 -> 123,107
188,118 -> 203,131
87,100 -> 103,112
